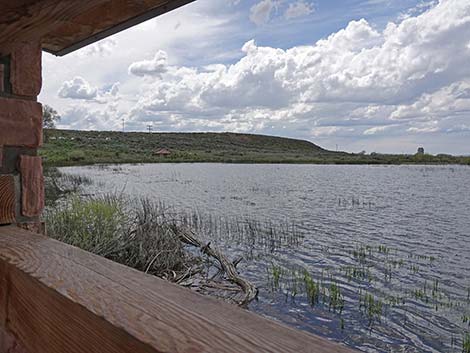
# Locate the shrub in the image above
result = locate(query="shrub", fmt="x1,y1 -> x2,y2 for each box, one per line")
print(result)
68,150 -> 86,162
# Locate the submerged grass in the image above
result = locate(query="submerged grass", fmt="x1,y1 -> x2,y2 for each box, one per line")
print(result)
463,332 -> 470,353
177,211 -> 303,259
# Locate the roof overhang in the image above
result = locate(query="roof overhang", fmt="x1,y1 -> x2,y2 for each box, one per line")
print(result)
0,0 -> 195,56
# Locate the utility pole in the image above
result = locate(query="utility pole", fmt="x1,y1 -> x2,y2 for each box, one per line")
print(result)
147,124 -> 153,134
122,118 -> 125,132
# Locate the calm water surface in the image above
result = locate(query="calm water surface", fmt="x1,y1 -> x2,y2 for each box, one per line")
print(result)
62,164 -> 470,353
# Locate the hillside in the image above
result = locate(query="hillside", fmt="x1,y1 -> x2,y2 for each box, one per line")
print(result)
40,129 -> 470,166
41,129 -> 334,166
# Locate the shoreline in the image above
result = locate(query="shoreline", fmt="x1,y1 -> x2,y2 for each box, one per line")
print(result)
46,159 -> 470,168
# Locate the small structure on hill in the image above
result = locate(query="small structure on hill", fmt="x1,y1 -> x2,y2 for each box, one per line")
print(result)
154,148 -> 171,157
417,147 -> 425,155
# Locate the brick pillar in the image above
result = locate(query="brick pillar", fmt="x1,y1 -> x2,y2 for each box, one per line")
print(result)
0,41 -> 44,233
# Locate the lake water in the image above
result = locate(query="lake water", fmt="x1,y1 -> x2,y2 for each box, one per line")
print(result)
61,163 -> 470,353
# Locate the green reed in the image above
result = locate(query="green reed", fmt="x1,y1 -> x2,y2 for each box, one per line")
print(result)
303,271 -> 320,306
360,293 -> 383,326
463,332 -> 470,353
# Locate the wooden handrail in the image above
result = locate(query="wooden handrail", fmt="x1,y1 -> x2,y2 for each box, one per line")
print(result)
0,226 -> 355,353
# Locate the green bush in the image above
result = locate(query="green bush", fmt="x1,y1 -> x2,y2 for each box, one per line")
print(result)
68,150 -> 86,162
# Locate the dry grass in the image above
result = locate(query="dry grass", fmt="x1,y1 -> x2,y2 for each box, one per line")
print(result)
45,195 -> 195,279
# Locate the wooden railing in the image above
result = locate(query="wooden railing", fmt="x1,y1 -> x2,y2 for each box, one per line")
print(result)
0,225 -> 355,353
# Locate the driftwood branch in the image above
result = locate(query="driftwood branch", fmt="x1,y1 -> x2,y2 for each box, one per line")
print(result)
176,226 -> 258,307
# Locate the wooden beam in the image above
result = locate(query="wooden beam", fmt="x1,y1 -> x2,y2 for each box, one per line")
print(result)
0,226 -> 356,353
0,0 -> 110,46
0,0 -> 195,56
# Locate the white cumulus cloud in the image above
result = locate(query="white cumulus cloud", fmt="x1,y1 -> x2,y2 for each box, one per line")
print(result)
58,77 -> 98,100
128,50 -> 169,77
285,1 -> 315,19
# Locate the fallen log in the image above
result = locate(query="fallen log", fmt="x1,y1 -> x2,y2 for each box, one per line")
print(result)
175,226 -> 258,307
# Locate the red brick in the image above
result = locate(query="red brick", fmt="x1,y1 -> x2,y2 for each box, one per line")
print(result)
19,156 -> 44,218
0,175 -> 16,224
10,42 -> 42,98
0,97 -> 42,148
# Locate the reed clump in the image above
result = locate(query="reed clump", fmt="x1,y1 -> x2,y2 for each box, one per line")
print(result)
46,195 -> 191,278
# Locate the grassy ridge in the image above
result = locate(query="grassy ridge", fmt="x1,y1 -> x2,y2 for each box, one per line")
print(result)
40,129 -> 470,166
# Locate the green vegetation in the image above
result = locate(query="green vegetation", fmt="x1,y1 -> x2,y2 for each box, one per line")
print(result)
264,239 -> 470,348
464,332 -> 470,353
45,195 -> 192,278
40,129 -> 470,166
44,168 -> 300,304
360,293 -> 383,326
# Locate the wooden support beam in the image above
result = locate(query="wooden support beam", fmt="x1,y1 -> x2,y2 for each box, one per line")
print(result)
0,0 -> 195,56
0,226 -> 356,353
0,0 -> 110,46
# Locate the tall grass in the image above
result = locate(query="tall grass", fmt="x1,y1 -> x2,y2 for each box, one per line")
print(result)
44,167 -> 92,206
178,211 -> 303,259
45,195 -> 192,278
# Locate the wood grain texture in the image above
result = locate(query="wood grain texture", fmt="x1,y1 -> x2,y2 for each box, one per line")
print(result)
19,155 -> 44,217
0,0 -> 109,45
0,226 -> 357,353
0,97 -> 42,148
0,0 -> 193,55
0,175 -> 15,224
0,326 -> 29,353
42,0 -> 168,52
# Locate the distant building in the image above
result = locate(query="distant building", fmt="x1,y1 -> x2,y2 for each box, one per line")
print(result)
154,148 -> 171,157
417,147 -> 425,155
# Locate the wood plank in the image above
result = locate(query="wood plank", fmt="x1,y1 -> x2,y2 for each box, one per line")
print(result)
0,0 -> 110,46
42,0 -> 168,53
0,0 -> 194,56
0,226 -> 356,353
0,175 -> 15,224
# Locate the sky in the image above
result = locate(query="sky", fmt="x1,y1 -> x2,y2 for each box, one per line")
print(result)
39,0 -> 470,155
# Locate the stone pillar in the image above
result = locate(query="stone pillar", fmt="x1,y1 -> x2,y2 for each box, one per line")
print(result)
0,41 -> 44,233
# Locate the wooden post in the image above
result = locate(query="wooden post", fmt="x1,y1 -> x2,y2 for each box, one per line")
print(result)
0,42 -> 44,231
0,40 -> 45,353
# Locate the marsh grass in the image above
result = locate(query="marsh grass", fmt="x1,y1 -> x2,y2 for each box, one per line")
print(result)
463,332 -> 470,353
177,212 -> 303,258
45,195 -> 192,278
265,240 -> 470,337
360,293 -> 383,326
44,167 -> 93,206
